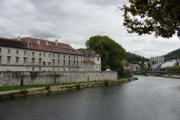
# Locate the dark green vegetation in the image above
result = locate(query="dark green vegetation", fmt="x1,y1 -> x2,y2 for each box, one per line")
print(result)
126,52 -> 148,64
0,77 -> 129,92
122,0 -> 180,38
162,66 -> 180,72
86,35 -> 126,75
164,48 -> 180,61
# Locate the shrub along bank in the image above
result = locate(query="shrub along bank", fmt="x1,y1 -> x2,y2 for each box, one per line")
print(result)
165,66 -> 180,72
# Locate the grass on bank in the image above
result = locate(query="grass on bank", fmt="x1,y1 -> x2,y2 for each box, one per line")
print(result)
0,77 -> 129,92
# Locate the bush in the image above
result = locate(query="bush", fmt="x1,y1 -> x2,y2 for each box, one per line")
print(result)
103,80 -> 109,86
75,84 -> 80,90
165,66 -> 180,72
45,85 -> 51,90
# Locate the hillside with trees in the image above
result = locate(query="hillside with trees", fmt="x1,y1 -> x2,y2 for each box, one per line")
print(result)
126,52 -> 149,64
164,48 -> 180,61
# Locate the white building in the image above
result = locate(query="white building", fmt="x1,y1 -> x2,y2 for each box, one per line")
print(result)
0,37 -> 84,72
161,60 -> 178,68
132,64 -> 140,72
150,56 -> 164,64
79,50 -> 101,71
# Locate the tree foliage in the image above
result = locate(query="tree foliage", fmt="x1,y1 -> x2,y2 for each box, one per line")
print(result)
122,0 -> 180,38
86,36 -> 126,75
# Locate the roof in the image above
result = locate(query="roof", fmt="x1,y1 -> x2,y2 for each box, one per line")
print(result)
0,37 -> 82,55
0,38 -> 26,49
79,49 -> 97,57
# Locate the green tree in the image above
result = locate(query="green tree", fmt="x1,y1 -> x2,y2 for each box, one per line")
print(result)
86,35 -> 126,75
122,0 -> 180,38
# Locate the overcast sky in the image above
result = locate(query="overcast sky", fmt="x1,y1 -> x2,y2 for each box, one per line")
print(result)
0,0 -> 179,58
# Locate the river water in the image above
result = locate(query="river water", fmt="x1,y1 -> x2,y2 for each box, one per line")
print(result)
0,76 -> 180,120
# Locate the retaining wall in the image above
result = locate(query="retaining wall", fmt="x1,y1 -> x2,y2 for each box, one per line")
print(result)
0,71 -> 117,87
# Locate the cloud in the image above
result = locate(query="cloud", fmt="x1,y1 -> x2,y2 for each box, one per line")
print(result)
0,0 -> 179,58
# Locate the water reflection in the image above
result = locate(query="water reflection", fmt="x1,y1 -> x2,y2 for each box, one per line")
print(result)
0,76 -> 180,120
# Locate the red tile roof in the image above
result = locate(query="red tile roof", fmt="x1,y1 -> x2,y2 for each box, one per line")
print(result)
0,37 -> 82,55
0,37 -> 26,49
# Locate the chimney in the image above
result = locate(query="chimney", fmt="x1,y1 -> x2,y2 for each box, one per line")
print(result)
55,39 -> 58,45
37,40 -> 40,46
46,42 -> 49,46
17,36 -> 21,41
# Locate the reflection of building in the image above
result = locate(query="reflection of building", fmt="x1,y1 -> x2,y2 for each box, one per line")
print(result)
150,56 -> 164,64
0,37 -> 84,71
79,50 -> 101,71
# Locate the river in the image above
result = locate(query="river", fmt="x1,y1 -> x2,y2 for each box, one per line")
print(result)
0,76 -> 180,120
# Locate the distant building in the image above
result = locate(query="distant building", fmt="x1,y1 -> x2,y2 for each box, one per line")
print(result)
121,60 -> 132,71
161,60 -> 179,68
152,63 -> 162,71
79,50 -> 101,72
150,56 -> 164,64
132,64 -> 140,72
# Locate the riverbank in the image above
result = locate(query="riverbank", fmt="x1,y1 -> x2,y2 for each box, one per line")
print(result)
0,77 -> 137,100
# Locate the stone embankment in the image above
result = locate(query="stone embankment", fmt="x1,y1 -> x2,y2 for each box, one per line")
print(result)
0,78 -> 138,100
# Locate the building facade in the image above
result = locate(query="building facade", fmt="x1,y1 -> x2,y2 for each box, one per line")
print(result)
79,50 -> 101,72
0,37 -> 84,72
150,56 -> 164,64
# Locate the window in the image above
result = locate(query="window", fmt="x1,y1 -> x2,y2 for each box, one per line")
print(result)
39,58 -> 42,63
16,57 -> 19,63
48,62 -> 51,66
52,59 -> 55,65
24,51 -> 26,56
32,58 -> 35,63
32,52 -> 35,56
48,53 -> 50,57
16,50 -> 19,54
0,48 -> 1,53
74,61 -> 75,65
63,60 -> 65,66
53,54 -> 55,57
97,56 -> 99,61
23,57 -> 27,64
64,55 -> 65,58
58,60 -> 60,64
77,61 -> 79,66
8,49 -> 11,54
39,52 -> 41,56
58,54 -> 60,58
43,62 -> 46,66
39,67 -> 41,71
69,56 -> 70,59
69,60 -> 70,66
44,52 -> 46,57
7,56 -> 11,63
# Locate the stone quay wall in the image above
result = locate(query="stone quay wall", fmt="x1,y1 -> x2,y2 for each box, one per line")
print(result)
0,71 -> 117,87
